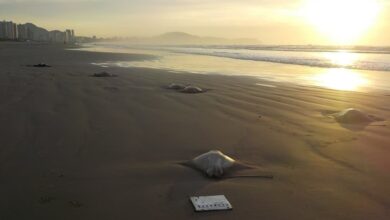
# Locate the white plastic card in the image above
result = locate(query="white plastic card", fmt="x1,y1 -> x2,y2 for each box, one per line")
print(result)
190,195 -> 233,212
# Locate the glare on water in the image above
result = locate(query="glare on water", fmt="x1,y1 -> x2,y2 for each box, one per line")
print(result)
313,68 -> 368,91
324,51 -> 358,67
312,51 -> 369,91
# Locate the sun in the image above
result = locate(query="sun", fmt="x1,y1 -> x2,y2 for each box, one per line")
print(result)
302,0 -> 381,44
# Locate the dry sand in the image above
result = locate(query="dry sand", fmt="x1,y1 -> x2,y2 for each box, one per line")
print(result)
0,42 -> 389,219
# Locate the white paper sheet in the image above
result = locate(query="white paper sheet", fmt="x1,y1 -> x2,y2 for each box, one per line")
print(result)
190,195 -> 233,212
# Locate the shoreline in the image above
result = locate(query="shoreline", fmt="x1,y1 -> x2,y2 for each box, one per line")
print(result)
0,42 -> 389,220
75,43 -> 390,93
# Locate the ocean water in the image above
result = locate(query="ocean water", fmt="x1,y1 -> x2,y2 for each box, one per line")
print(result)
79,43 -> 390,92
146,45 -> 390,72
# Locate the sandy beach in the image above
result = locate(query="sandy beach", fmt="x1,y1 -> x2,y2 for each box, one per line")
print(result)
0,42 -> 389,219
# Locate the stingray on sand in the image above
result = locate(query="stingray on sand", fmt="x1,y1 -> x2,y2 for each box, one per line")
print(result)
180,150 -> 273,179
181,86 -> 204,94
166,83 -> 207,94
27,63 -> 51,68
325,108 -> 383,124
167,83 -> 186,90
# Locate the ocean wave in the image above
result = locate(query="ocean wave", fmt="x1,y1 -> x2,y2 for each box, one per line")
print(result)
159,47 -> 390,72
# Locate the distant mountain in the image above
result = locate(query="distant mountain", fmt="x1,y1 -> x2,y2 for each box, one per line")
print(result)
158,32 -> 198,39
154,32 -> 202,44
119,32 -> 260,45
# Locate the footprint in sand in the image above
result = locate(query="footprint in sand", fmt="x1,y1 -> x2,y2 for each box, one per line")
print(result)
92,71 -> 117,77
39,196 -> 56,204
69,200 -> 83,208
104,86 -> 120,92
47,169 -> 64,178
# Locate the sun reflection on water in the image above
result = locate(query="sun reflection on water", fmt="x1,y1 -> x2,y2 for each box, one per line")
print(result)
324,51 -> 358,67
313,68 -> 368,91
313,51 -> 369,91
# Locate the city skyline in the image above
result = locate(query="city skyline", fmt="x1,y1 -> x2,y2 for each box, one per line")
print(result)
0,20 -> 75,43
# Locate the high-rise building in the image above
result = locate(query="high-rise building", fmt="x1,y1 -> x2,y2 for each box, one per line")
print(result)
0,21 -> 18,40
17,24 -> 28,40
49,30 -> 66,43
5,22 -> 13,39
7,21 -> 16,39
71,30 -> 75,41
0,21 -> 5,39
13,23 -> 18,40
65,29 -> 70,43
65,29 -> 76,43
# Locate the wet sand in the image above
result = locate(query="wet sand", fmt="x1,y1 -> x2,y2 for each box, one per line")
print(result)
0,42 -> 389,220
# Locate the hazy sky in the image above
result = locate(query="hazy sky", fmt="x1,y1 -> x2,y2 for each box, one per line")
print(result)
1,0 -> 389,45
